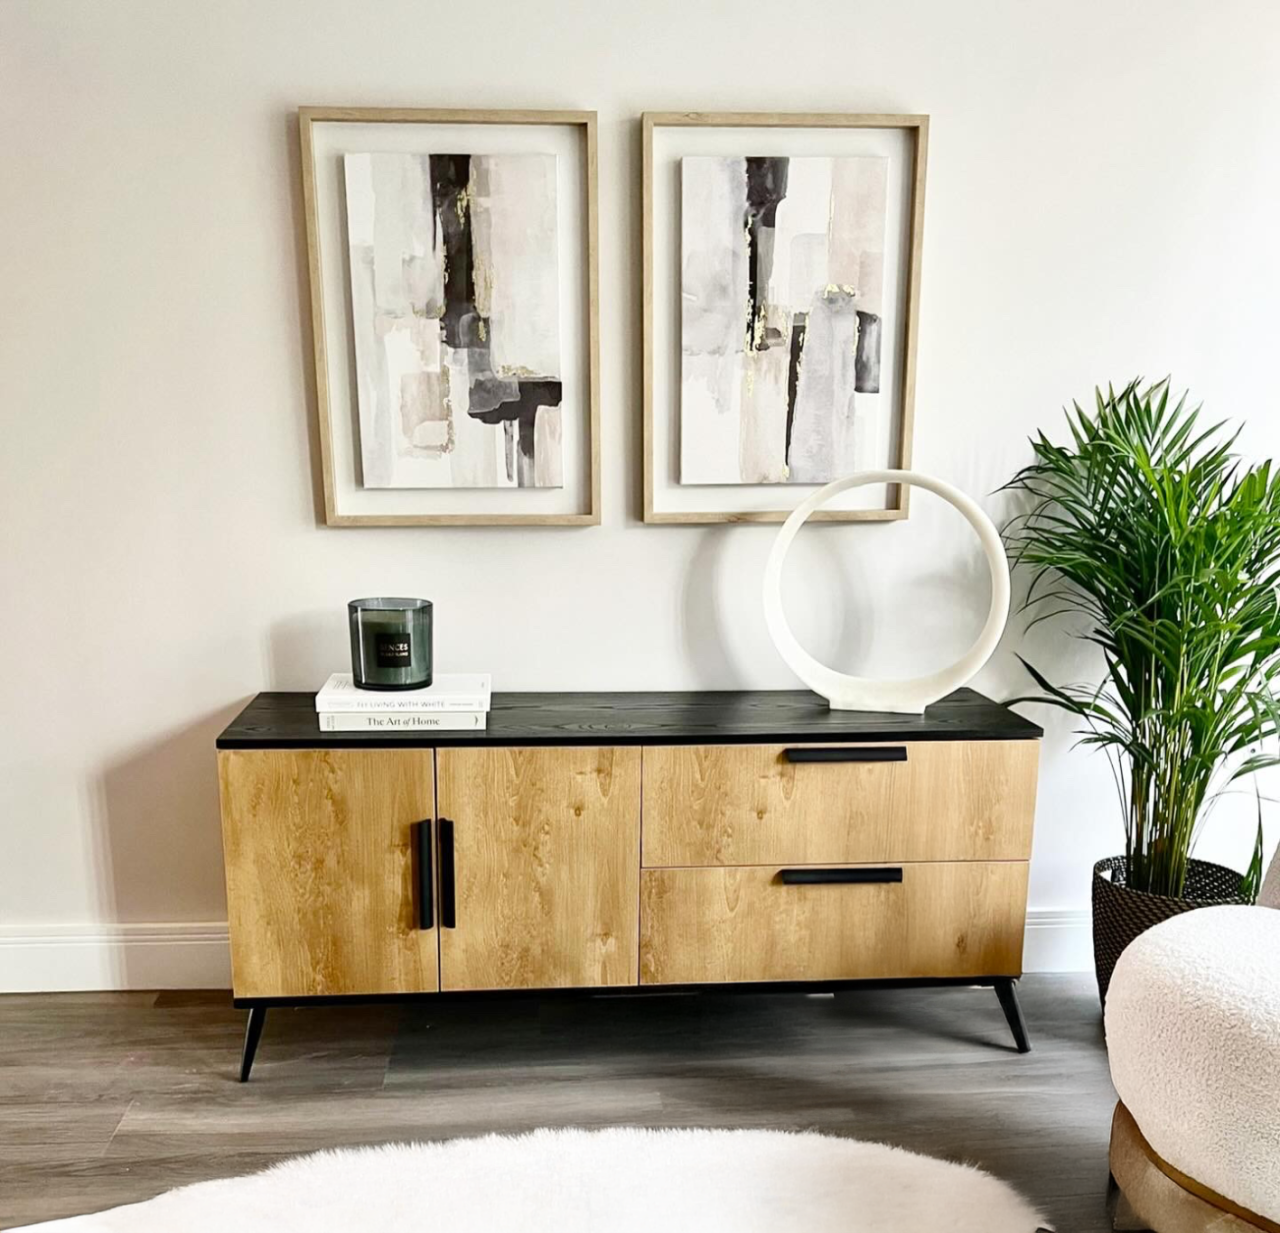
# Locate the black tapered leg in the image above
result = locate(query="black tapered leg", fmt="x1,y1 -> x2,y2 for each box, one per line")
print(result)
994,977 -> 1031,1053
239,1005 -> 267,1082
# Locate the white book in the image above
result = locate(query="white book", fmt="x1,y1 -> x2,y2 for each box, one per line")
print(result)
316,672 -> 491,713
318,711 -> 487,732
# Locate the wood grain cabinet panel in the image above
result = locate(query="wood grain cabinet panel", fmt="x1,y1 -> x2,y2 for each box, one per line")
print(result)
217,749 -> 438,999
642,741 -> 1039,867
436,746 -> 641,991
640,861 -> 1029,985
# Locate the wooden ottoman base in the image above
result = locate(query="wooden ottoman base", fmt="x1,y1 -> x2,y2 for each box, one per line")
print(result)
1109,1102 -> 1277,1233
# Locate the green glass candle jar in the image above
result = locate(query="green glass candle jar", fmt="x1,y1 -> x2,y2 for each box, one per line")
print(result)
348,598 -> 433,691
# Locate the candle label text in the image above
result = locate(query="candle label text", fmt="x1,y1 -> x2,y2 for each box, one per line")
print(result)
375,633 -> 413,668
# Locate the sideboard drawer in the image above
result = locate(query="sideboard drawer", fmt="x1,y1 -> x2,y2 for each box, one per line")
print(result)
639,861 -> 1028,985
641,741 -> 1038,866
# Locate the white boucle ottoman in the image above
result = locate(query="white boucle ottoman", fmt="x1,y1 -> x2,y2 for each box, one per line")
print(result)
1105,904 -> 1280,1227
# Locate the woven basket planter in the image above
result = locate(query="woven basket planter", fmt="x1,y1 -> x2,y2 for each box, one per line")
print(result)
1092,855 -> 1247,1006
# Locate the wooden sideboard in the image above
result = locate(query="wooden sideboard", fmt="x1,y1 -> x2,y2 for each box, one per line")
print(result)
216,689 -> 1042,1079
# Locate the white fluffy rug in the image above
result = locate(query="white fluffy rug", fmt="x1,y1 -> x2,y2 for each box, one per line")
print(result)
21,1128 -> 1048,1232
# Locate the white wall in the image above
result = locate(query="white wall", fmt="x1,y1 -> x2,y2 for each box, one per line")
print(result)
2,0 -> 1278,989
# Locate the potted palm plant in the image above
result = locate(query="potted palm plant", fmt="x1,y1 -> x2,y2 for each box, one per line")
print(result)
1004,379 -> 1279,1004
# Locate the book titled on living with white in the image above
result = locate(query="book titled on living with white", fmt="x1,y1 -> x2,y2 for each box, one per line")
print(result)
318,711 -> 487,732
316,673 -> 491,713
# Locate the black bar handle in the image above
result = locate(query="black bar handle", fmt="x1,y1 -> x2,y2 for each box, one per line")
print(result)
438,817 -> 456,929
780,867 -> 904,885
784,746 -> 907,764
415,820 -> 433,930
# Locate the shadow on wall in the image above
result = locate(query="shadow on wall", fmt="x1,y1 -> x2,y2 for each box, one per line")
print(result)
284,110 -> 327,528
678,523 -> 895,691
873,511 -> 995,680
267,610 -> 347,690
993,474 -> 1100,699
95,705 -> 243,986
88,613 -> 347,987
680,528 -> 752,687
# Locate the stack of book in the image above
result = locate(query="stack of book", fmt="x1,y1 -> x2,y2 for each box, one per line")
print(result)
315,673 -> 492,732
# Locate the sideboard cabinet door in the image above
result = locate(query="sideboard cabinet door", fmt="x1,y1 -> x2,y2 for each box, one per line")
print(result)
435,747 -> 641,991
218,749 -> 439,999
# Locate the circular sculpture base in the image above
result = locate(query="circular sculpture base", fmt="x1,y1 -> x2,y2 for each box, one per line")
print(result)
762,469 -> 1010,714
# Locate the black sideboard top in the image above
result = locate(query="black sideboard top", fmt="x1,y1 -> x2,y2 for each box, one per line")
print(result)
216,688 -> 1043,750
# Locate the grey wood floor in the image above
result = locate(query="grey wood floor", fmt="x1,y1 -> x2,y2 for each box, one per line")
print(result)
1,975 -> 1117,1230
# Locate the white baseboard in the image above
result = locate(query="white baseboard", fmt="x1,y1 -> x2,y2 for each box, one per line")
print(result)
1022,908 -> 1092,973
0,922 -> 232,993
0,909 -> 1093,993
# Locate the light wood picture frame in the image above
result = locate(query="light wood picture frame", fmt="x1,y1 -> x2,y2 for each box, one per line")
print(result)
299,107 -> 601,526
642,111 -> 929,524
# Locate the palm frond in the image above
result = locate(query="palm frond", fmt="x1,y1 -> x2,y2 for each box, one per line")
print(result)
1003,380 -> 1280,897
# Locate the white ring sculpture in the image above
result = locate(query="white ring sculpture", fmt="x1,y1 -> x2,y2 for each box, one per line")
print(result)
763,469 -> 1010,714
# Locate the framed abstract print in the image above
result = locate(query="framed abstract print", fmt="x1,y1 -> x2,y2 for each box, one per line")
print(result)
642,112 -> 928,523
300,107 -> 600,526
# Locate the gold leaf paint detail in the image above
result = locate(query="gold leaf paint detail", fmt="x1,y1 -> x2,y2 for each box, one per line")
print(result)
441,358 -> 455,455
473,255 -> 495,318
